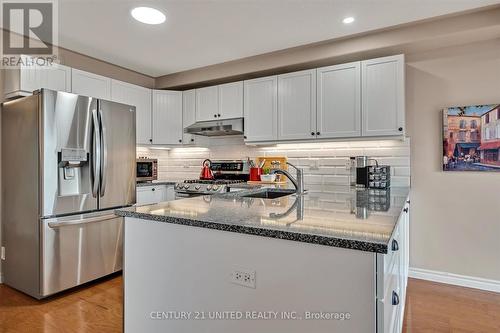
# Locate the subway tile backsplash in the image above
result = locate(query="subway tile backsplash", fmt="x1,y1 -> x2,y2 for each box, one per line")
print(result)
137,137 -> 411,188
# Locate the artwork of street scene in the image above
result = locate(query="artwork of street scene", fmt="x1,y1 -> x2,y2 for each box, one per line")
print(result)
443,104 -> 500,171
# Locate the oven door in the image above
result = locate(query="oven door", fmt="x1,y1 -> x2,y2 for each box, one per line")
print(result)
174,191 -> 204,200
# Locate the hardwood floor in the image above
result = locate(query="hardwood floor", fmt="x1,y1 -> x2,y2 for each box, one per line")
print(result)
1,276 -> 499,332
0,274 -> 123,333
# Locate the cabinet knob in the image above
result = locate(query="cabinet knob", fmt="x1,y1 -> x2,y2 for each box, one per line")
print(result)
217,114 -> 221,117
406,200 -> 410,204
214,114 -> 217,118
151,188 -> 155,192
311,132 -> 315,136
149,139 -> 152,143
392,291 -> 400,306
403,208 -> 409,213
316,132 -> 321,136
191,138 -> 194,142
179,139 -> 182,143
391,239 -> 399,251
243,135 -> 247,139
398,127 -> 403,132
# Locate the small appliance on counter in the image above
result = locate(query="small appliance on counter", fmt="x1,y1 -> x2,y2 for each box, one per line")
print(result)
200,159 -> 214,180
136,158 -> 158,182
175,160 -> 249,198
352,156 -> 391,189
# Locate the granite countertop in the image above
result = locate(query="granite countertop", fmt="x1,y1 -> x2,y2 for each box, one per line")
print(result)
136,180 -> 178,187
117,185 -> 409,253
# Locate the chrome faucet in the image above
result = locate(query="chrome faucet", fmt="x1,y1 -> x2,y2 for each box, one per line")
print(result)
270,162 -> 306,194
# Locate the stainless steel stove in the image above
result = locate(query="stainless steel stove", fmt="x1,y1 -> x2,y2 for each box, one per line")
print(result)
175,160 -> 249,198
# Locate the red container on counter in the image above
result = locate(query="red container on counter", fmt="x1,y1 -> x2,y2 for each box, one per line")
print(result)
249,167 -> 262,181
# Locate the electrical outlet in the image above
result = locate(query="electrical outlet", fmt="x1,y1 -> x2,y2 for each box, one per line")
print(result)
230,267 -> 256,289
309,160 -> 319,171
1,246 -> 5,260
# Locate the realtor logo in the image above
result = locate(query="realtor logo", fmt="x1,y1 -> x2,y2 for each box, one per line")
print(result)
1,0 -> 58,67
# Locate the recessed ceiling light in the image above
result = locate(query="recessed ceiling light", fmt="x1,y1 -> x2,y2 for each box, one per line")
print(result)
343,16 -> 355,24
131,7 -> 166,25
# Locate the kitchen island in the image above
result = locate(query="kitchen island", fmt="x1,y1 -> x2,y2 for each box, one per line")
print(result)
116,186 -> 410,333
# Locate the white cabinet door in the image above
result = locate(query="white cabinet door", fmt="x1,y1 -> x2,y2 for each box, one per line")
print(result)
136,185 -> 173,205
4,56 -> 71,98
361,54 -> 405,137
317,62 -> 361,138
243,76 -> 278,142
218,81 -> 243,119
278,69 -> 316,141
182,89 -> 197,145
136,187 -> 156,206
71,68 -> 111,100
111,80 -> 152,145
195,86 -> 219,122
152,90 -> 183,145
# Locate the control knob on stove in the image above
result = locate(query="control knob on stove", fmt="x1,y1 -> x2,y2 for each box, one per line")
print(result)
207,185 -> 212,190
194,185 -> 201,190
212,185 -> 220,191
183,184 -> 190,189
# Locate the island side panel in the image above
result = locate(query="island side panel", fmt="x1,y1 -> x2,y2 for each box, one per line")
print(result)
124,217 -> 377,333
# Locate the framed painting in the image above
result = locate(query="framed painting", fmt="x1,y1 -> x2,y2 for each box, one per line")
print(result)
443,104 -> 500,171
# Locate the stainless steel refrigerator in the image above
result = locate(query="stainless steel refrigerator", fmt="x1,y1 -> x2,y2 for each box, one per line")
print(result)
1,89 -> 136,298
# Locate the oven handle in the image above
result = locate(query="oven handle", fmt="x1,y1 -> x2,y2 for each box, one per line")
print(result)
48,214 -> 117,229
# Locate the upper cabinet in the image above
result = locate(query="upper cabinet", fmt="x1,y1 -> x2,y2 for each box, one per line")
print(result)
195,86 -> 218,121
361,54 -> 405,137
243,76 -> 278,142
218,81 -> 243,119
278,69 -> 316,141
3,55 -> 71,99
71,68 -> 111,100
111,79 -> 152,145
317,62 -> 361,138
182,89 -> 197,145
152,90 -> 183,145
195,82 -> 244,122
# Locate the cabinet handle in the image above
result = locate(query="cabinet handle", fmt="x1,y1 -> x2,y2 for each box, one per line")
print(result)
316,132 -> 320,136
403,208 -> 409,213
398,127 -> 403,132
406,200 -> 410,204
151,188 -> 155,192
391,239 -> 399,251
392,291 -> 400,306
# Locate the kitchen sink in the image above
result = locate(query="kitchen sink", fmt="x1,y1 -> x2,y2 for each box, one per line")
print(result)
240,189 -> 295,199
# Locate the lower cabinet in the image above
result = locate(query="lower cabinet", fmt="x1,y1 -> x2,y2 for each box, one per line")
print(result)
136,185 -> 175,206
377,197 -> 410,333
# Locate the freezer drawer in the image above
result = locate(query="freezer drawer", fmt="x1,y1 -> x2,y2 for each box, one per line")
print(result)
41,211 -> 123,297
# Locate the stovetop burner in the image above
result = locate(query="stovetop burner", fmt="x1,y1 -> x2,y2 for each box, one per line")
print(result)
183,179 -> 246,185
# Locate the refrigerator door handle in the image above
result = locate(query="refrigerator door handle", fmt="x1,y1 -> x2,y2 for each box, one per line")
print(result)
47,213 -> 117,229
99,107 -> 108,197
91,108 -> 101,198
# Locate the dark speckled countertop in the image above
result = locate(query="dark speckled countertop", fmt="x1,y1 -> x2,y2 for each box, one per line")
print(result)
136,180 -> 177,187
116,186 -> 409,253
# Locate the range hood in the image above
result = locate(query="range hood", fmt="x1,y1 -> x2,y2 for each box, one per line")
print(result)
184,118 -> 244,137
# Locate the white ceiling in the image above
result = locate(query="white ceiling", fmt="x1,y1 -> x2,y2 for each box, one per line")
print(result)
58,0 -> 500,77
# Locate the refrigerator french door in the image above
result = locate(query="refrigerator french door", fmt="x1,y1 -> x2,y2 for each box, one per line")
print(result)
1,89 -> 136,298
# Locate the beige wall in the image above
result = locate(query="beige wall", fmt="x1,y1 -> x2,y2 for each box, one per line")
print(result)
406,40 -> 500,280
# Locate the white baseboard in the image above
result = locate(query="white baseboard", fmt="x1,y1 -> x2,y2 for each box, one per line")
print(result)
409,267 -> 500,293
